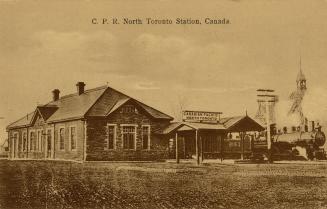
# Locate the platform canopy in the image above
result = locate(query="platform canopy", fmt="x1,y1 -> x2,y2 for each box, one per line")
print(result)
220,115 -> 265,132
159,115 -> 264,135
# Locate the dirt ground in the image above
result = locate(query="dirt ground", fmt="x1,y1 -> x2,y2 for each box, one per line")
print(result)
1,159 -> 327,209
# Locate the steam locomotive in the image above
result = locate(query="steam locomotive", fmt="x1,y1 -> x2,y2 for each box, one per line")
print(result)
253,122 -> 326,160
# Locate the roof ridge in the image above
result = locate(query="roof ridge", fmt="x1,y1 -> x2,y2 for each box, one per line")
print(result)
58,85 -> 107,100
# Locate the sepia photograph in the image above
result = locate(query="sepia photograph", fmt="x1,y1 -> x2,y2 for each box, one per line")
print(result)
1,0 -> 327,208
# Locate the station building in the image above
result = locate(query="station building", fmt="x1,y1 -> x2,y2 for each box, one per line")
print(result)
7,82 -> 173,161
6,82 -> 264,162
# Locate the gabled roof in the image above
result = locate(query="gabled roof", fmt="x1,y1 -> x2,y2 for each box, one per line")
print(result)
106,98 -> 131,116
159,115 -> 264,134
7,112 -> 34,130
28,105 -> 59,125
86,87 -> 173,120
157,122 -> 184,134
7,84 -> 173,129
37,105 -> 58,121
156,121 -> 225,134
220,115 -> 265,132
135,101 -> 173,119
219,116 -> 245,129
46,86 -> 107,122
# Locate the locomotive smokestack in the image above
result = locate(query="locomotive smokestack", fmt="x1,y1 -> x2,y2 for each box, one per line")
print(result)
311,121 -> 315,132
317,122 -> 321,132
304,118 -> 308,132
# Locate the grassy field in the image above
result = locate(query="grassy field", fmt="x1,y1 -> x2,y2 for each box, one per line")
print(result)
1,160 -> 327,209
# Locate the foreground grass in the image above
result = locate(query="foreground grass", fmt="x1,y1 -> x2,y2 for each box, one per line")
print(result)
1,160 -> 327,209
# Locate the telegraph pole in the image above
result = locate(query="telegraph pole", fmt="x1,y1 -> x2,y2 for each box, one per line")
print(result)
257,89 -> 277,163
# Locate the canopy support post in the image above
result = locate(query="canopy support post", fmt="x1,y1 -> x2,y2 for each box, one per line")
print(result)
176,132 -> 179,164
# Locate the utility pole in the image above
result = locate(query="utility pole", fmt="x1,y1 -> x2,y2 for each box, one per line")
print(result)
257,89 -> 277,163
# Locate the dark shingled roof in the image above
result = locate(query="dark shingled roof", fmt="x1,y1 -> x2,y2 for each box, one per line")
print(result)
86,87 -> 173,120
219,116 -> 246,129
37,105 -> 58,121
159,115 -> 264,134
157,122 -> 184,134
7,85 -> 173,129
46,86 -> 107,122
7,112 -> 34,129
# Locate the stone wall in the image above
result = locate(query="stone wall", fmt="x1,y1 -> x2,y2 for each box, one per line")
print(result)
86,102 -> 171,161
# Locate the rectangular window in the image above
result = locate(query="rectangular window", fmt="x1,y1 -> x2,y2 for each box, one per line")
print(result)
70,127 -> 76,151
37,130 -> 42,151
121,105 -> 135,113
47,129 -> 52,152
22,132 -> 27,151
142,125 -> 150,150
41,130 -> 45,151
30,132 -> 36,151
18,132 -> 23,152
59,128 -> 65,150
122,126 -> 136,150
13,132 -> 19,152
106,125 -> 116,150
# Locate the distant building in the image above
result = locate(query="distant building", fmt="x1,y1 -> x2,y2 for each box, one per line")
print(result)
289,65 -> 307,125
0,139 -> 8,158
6,82 -> 173,161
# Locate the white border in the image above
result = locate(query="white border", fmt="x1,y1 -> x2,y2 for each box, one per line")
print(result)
69,125 -> 77,151
37,129 -> 42,152
106,123 -> 117,150
46,127 -> 55,158
13,132 -> 19,158
22,131 -> 27,152
141,125 -> 151,150
121,124 -> 137,150
29,130 -> 36,152
58,126 -> 65,151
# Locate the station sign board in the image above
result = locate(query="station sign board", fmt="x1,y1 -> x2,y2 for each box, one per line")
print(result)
182,110 -> 222,123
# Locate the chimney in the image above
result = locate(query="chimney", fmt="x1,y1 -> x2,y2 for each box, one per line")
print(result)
52,89 -> 60,101
76,82 -> 85,95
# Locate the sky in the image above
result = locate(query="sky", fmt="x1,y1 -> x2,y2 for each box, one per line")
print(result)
1,0 -> 327,144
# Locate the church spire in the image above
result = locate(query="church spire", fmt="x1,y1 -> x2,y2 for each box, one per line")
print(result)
296,56 -> 306,90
